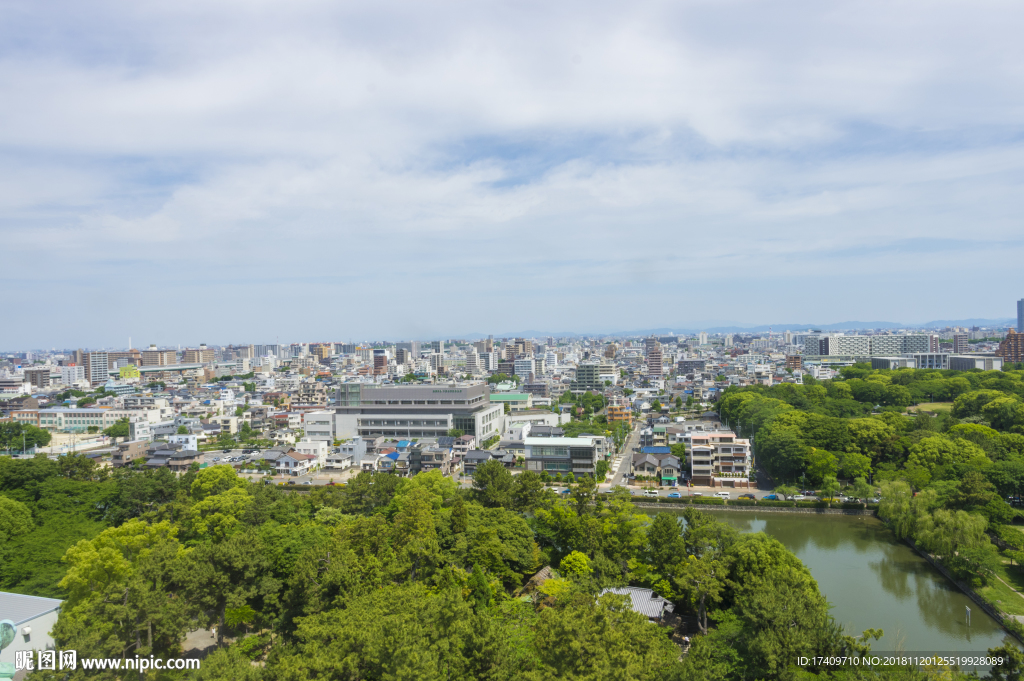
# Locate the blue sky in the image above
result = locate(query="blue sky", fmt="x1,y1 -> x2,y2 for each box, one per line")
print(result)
2,0 -> 1023,349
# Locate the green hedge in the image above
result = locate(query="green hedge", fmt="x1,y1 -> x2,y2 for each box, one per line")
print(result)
865,503 -> 880,511
730,498 -> 757,506
838,502 -> 866,510
796,500 -> 829,508
657,496 -> 692,504
692,497 -> 725,506
757,499 -> 796,507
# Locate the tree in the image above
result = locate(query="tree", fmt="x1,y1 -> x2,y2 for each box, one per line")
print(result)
473,459 -> 514,508
852,477 -> 874,502
177,425 -> 189,435
774,485 -> 797,500
595,460 -> 610,482
0,496 -> 33,542
675,396 -> 683,408
103,418 -> 131,442
511,471 -> 545,512
560,550 -> 593,578
447,428 -> 465,438
819,476 -> 840,500
651,400 -> 662,412
675,553 -> 728,634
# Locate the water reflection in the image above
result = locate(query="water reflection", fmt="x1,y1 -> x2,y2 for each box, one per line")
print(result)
656,509 -> 1016,654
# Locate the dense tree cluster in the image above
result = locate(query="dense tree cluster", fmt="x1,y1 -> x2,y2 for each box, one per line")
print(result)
3,451 -> 1011,680
720,366 -> 1024,589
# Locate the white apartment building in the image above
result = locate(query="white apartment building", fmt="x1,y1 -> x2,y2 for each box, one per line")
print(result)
303,410 -> 335,443
294,438 -> 328,469
689,431 -> 752,487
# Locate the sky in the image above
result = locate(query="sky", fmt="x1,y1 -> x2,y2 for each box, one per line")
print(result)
2,0 -> 1024,349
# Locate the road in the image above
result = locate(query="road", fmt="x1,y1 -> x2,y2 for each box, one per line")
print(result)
605,422 -> 640,488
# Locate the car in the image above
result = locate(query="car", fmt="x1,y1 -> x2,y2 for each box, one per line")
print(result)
223,448 -> 232,453
600,489 -> 614,494
792,494 -> 808,501
302,481 -> 313,485
691,492 -> 703,497
714,491 -> 730,499
801,490 -> 816,496
761,494 -> 779,500
738,493 -> 756,500
558,488 -> 571,494
667,492 -> 681,498
642,489 -> 659,497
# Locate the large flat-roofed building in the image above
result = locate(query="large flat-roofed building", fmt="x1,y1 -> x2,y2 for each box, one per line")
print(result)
904,352 -> 950,370
490,392 -> 533,413
871,357 -> 915,370
949,355 -> 1004,371
333,384 -> 503,442
523,436 -> 598,476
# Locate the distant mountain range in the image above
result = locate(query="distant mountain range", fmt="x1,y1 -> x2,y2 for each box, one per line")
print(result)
460,318 -> 1017,339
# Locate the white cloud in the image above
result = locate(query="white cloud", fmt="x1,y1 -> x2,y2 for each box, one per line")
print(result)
1,0 -> 1023,346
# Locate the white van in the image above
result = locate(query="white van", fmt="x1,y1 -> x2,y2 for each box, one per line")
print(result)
714,491 -> 730,500
642,489 -> 660,497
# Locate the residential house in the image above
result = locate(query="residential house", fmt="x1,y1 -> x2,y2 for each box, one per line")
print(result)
111,439 -> 149,468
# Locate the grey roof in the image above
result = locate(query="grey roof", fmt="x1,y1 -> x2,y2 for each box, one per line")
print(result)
0,591 -> 62,625
599,587 -> 673,619
464,449 -> 492,463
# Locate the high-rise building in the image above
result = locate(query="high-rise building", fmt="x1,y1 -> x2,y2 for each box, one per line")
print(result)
141,344 -> 175,367
997,330 -> 1024,363
647,345 -> 663,377
465,348 -> 480,374
397,341 -> 421,358
182,344 -> 216,364
952,333 -> 969,355
84,351 -> 109,386
698,332 -> 708,346
373,349 -> 388,375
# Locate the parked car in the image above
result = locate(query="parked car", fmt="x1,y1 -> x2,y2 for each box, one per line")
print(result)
738,493 -> 756,500
667,492 -> 681,498
714,491 -> 730,499
223,448 -> 232,453
761,494 -> 779,500
792,494 -> 808,501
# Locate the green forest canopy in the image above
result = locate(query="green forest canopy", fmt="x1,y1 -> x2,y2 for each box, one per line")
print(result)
0,454 -> 955,680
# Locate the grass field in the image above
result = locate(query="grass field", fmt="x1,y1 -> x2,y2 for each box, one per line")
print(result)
978,558 -> 1024,616
910,402 -> 953,413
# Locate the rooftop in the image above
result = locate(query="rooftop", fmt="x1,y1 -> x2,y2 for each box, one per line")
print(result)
0,591 -> 63,625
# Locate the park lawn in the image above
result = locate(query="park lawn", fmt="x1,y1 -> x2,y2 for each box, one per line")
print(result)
994,557 -> 1024,591
979,578 -> 1024,617
910,402 -> 953,413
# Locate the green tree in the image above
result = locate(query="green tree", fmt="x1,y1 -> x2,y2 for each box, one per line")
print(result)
103,418 -> 131,442
446,428 -> 465,438
0,495 -> 33,542
177,425 -> 189,435
819,475 -> 840,500
511,470 -> 545,512
560,550 -> 593,578
473,459 -> 514,508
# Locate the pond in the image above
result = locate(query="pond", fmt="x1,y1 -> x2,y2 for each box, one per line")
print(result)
657,509 -> 1017,656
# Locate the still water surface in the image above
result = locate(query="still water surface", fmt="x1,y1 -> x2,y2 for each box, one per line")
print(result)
657,509 -> 1015,655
